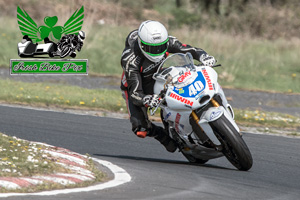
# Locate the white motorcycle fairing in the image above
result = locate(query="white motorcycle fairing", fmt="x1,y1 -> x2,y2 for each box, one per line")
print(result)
151,53 -> 253,170
153,53 -> 239,160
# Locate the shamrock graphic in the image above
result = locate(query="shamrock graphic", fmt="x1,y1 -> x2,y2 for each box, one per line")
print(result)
17,6 -> 84,43
38,16 -> 64,40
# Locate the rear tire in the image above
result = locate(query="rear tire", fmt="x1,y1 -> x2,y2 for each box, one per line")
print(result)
210,114 -> 253,171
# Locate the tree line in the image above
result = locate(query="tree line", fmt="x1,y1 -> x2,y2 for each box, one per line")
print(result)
176,0 -> 294,15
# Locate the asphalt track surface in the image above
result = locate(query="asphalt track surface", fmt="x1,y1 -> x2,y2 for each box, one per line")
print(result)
0,105 -> 299,200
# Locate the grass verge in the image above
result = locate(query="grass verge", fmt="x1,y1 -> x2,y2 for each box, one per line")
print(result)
234,109 -> 300,129
0,132 -> 105,193
0,133 -> 68,178
233,109 -> 300,137
0,78 -> 126,113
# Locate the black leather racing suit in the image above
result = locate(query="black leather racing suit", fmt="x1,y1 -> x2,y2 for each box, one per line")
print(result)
120,30 -> 208,136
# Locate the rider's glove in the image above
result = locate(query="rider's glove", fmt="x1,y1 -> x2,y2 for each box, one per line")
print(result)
200,54 -> 216,66
143,95 -> 160,108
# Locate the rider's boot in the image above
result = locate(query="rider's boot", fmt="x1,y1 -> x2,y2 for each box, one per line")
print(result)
136,128 -> 148,138
151,124 -> 177,153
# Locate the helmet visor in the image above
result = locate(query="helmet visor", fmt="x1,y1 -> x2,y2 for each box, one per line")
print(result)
140,38 -> 169,56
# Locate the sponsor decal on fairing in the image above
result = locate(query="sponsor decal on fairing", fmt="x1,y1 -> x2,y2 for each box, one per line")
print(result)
175,113 -> 181,133
210,110 -> 223,121
177,70 -> 191,83
173,72 -> 206,98
202,69 -> 214,90
169,92 -> 193,106
164,112 -> 171,121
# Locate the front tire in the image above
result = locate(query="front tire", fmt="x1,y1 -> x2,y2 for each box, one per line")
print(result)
70,52 -> 76,58
60,46 -> 71,58
210,114 -> 253,171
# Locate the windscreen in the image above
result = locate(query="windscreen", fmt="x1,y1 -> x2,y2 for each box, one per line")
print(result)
153,53 -> 196,86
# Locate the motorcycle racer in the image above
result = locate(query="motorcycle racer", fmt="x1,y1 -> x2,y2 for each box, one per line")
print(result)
120,20 -> 216,152
57,31 -> 85,58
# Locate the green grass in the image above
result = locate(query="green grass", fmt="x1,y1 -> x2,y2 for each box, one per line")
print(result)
0,78 -> 127,112
0,18 -> 19,68
76,24 -> 131,75
0,133 -> 69,177
171,29 -> 300,93
234,108 -> 300,129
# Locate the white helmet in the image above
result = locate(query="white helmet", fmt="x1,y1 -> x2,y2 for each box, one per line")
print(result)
138,20 -> 169,63
78,31 -> 85,42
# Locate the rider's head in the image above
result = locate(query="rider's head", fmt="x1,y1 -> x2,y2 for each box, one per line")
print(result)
138,20 -> 169,63
78,31 -> 85,42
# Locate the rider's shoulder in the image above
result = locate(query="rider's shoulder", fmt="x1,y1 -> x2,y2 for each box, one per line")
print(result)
121,46 -> 143,66
168,36 -> 180,45
121,30 -> 144,67
125,29 -> 139,48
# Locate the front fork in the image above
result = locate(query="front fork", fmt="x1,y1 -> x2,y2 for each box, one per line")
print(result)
191,98 -> 241,140
191,98 -> 220,123
191,97 -> 223,148
210,98 -> 220,107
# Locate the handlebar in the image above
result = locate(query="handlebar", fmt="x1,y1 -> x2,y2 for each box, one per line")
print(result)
211,64 -> 222,68
149,91 -> 166,116
196,64 -> 222,68
149,100 -> 162,116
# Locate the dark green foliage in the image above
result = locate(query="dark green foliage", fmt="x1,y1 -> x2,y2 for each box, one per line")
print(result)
169,8 -> 202,29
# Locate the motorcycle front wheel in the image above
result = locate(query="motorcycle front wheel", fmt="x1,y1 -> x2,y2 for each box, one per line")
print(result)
210,114 -> 253,171
60,46 -> 71,58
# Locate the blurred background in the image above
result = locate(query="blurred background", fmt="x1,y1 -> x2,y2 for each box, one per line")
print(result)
0,0 -> 299,93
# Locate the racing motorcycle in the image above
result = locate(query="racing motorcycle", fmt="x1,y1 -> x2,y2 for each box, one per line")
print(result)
54,38 -> 79,58
151,53 -> 253,171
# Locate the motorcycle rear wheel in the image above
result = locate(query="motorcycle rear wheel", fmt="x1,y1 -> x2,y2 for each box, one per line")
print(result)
210,114 -> 253,171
